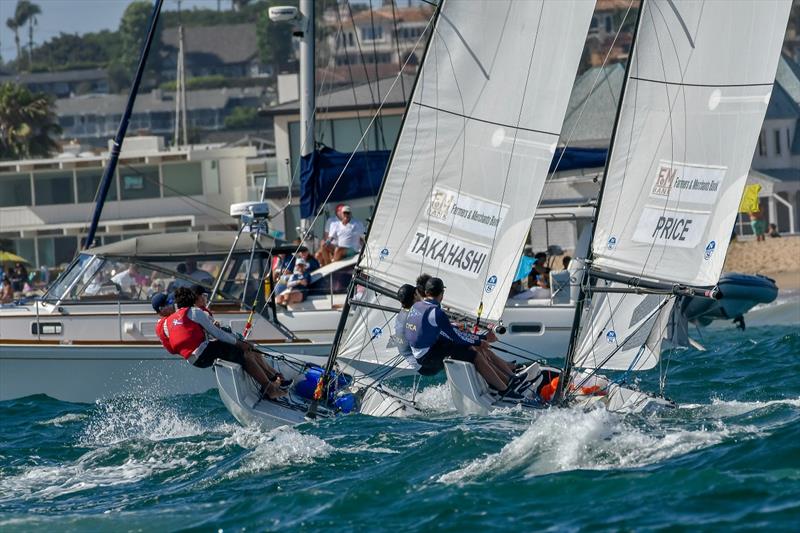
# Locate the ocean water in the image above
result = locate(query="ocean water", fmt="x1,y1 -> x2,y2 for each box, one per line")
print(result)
1,311 -> 799,530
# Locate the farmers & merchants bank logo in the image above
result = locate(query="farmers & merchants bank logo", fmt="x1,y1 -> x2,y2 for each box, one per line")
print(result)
649,161 -> 726,205
429,189 -> 455,222
427,188 -> 509,240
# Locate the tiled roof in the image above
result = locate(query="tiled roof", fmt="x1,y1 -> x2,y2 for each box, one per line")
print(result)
161,23 -> 258,65
55,87 -> 264,116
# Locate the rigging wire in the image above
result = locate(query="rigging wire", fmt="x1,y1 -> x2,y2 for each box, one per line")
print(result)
243,18 -> 437,336
346,0 -> 387,148
389,0 -> 407,102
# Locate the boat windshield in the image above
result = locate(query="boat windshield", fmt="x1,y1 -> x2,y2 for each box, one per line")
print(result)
45,255 -> 240,303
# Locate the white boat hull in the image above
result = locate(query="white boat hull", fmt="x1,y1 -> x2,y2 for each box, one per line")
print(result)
0,341 -> 331,404
214,359 -> 417,430
444,359 -> 674,416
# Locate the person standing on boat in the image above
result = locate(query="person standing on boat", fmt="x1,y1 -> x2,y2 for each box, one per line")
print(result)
163,287 -> 289,400
404,277 -> 518,393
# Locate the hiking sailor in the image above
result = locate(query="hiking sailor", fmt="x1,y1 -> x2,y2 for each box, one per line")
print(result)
158,287 -> 291,400
403,277 -> 521,394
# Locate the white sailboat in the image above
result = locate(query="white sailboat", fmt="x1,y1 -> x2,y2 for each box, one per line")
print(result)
446,0 -> 794,415
214,0 -> 599,427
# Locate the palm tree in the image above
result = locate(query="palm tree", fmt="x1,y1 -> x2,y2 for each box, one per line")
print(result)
14,1 -> 41,70
5,17 -> 20,63
0,82 -> 61,160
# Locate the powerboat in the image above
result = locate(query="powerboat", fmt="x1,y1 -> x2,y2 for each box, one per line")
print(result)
0,231 -> 356,402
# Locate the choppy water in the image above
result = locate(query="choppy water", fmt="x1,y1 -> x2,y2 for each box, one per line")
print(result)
2,312 -> 799,531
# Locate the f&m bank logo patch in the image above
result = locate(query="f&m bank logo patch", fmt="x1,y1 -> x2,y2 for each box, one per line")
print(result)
427,187 -> 509,239
649,161 -> 727,206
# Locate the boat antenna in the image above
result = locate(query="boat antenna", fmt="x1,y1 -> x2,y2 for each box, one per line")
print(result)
84,0 -> 165,250
306,0 -> 443,419
555,0 -> 647,403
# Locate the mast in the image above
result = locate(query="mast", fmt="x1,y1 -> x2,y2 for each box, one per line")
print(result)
556,0 -> 646,403
306,0 -> 444,418
298,0 -> 315,237
84,0 -> 164,250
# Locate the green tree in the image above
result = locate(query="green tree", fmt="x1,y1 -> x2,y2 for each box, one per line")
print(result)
5,14 -> 21,63
0,82 -> 61,160
256,0 -> 298,77
14,1 -> 41,70
224,106 -> 261,129
118,0 -> 162,85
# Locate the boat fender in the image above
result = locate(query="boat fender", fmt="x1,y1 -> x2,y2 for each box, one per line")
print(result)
333,393 -> 357,414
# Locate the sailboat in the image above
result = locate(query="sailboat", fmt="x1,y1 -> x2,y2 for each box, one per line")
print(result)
446,0 -> 794,415
214,0 -> 599,427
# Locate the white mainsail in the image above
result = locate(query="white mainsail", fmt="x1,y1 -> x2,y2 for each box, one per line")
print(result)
354,0 -> 597,322
573,0 -> 793,372
590,0 -> 792,287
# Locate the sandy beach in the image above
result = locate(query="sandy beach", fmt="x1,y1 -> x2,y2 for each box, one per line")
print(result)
724,236 -> 800,289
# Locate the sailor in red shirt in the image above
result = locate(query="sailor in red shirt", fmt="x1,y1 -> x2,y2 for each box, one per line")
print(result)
151,293 -> 176,353
162,287 -> 291,400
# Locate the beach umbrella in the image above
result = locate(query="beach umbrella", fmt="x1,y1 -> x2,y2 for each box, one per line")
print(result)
0,251 -> 30,265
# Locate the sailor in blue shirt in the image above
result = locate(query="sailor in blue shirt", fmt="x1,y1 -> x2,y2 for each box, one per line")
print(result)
404,277 -> 516,392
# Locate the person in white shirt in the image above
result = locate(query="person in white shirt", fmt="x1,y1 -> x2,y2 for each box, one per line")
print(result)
111,264 -> 141,297
316,205 -> 365,265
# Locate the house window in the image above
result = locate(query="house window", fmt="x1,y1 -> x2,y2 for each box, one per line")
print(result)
605,15 -> 613,33
361,26 -> 383,41
0,173 -> 32,207
758,130 -> 767,156
163,162 -> 203,197
34,170 -> 75,206
774,129 -> 781,155
77,169 -> 117,203
119,165 -> 160,200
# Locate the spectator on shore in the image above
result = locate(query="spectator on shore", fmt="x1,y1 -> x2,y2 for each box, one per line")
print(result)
768,223 -> 781,238
750,211 -> 766,242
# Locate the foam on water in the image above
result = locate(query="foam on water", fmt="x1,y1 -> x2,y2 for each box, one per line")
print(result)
680,397 -> 800,419
79,397 -> 206,447
438,405 -> 763,484
413,383 -> 455,413
0,447 -> 194,502
224,425 -> 333,477
36,413 -> 88,427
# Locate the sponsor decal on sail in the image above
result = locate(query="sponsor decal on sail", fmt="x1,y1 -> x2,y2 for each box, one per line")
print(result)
428,187 -> 509,239
632,207 -> 711,248
485,275 -> 498,293
407,227 -> 489,279
649,161 -> 727,205
704,240 -> 716,260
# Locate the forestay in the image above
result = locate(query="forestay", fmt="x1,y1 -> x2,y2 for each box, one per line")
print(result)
590,0 -> 793,287
358,0 -> 596,321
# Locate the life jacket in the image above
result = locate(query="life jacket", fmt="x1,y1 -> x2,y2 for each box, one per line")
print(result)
164,307 -> 206,359
539,377 -> 560,403
155,316 -> 176,354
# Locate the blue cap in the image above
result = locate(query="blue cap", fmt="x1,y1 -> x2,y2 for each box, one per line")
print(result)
151,293 -> 174,312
